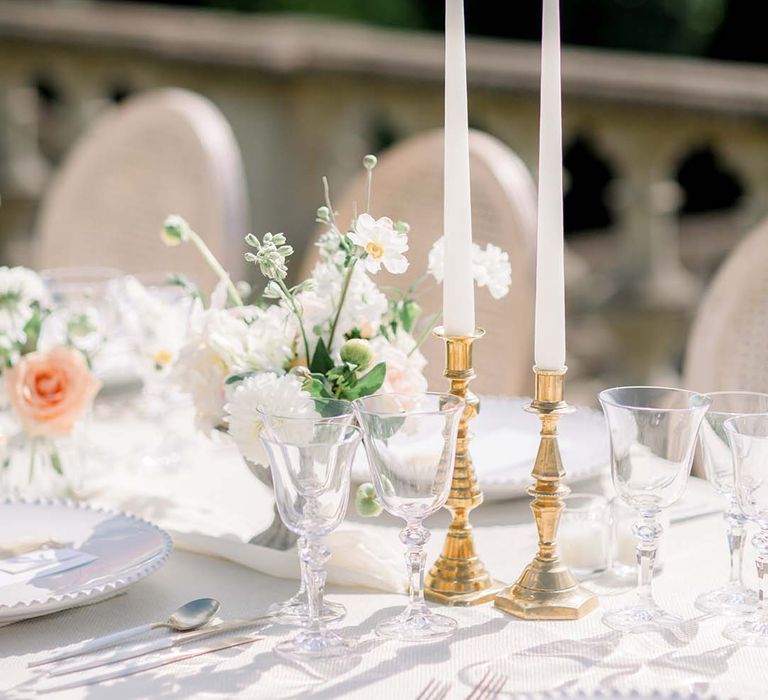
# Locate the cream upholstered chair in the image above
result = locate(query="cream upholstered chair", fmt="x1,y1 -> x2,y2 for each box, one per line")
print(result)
684,217 -> 768,395
35,89 -> 248,289
297,129 -> 537,395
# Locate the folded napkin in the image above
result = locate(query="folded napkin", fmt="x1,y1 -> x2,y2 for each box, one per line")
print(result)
81,410 -> 406,593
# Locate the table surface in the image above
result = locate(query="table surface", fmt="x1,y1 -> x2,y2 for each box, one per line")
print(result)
1,396 -> 766,700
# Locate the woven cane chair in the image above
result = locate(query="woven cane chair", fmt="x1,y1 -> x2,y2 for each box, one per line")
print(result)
297,129 -> 537,395
35,89 -> 248,289
685,217 -> 768,395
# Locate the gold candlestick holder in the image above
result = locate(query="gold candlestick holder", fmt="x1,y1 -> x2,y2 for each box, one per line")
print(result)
494,366 -> 598,620
425,327 -> 506,606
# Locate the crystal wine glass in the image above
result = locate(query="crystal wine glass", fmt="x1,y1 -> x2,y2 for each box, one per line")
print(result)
39,266 -> 125,364
723,413 -> 768,646
353,392 -> 464,642
695,392 -> 767,616
261,422 -> 360,657
259,397 -> 354,624
118,273 -> 196,469
598,386 -> 710,632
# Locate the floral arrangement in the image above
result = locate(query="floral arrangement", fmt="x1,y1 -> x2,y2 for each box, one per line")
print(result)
0,266 -> 48,372
1,266 -> 101,481
163,155 -> 512,465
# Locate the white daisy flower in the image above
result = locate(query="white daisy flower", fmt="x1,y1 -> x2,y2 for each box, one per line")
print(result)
0,266 -> 47,344
348,214 -> 409,275
225,372 -> 315,466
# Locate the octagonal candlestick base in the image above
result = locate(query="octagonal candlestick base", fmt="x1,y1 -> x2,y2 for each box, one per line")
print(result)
494,367 -> 598,620
424,327 -> 506,606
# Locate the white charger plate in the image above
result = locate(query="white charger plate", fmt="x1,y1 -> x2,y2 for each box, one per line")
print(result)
352,395 -> 609,501
0,500 -> 172,625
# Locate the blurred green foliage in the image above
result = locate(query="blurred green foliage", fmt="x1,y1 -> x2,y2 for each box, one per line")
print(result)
106,0 -> 766,63
202,0 -> 425,27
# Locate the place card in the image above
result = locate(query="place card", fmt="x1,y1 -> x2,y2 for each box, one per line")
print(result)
0,547 -> 97,587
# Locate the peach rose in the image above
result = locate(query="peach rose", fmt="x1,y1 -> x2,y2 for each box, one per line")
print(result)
5,347 -> 101,437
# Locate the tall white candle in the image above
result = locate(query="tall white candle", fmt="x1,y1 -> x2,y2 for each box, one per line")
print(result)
443,0 -> 475,336
534,0 -> 566,369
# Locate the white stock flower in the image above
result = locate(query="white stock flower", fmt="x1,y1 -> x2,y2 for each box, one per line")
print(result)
348,214 -> 409,275
0,266 -> 47,344
426,237 -> 445,283
371,329 -> 428,395
427,237 -> 512,299
225,372 -> 315,466
473,243 -> 512,299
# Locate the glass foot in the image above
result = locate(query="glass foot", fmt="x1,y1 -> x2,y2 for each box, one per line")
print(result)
723,616 -> 768,647
603,605 -> 683,633
275,629 -> 356,658
695,586 -> 758,617
376,607 -> 457,643
268,596 -> 345,624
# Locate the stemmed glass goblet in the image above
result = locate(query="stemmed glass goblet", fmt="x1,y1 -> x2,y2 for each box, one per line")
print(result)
259,397 -> 354,624
599,386 -> 710,632
694,392 -> 767,616
118,273 -> 196,469
723,413 -> 768,646
261,422 -> 361,657
353,392 -> 464,642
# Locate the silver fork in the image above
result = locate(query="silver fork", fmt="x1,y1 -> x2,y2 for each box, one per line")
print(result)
416,677 -> 451,700
465,669 -> 508,700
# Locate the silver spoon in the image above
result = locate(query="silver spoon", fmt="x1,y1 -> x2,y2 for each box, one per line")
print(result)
30,598 -> 221,668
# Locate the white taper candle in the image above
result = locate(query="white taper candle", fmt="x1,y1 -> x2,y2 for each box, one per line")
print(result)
443,0 -> 476,337
534,0 -> 566,370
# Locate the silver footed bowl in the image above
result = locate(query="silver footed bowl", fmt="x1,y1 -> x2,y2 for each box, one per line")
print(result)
242,457 -> 297,551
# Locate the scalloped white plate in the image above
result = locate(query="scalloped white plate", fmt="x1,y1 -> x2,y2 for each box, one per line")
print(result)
0,500 -> 172,625
352,396 -> 609,501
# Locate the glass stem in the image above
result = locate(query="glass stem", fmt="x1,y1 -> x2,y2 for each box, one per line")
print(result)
400,521 -> 429,613
725,496 -> 747,588
634,509 -> 663,609
753,529 -> 768,624
301,536 -> 330,634
297,536 -> 308,599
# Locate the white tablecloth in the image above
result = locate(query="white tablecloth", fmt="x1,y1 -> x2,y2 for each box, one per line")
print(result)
1,396 -> 766,699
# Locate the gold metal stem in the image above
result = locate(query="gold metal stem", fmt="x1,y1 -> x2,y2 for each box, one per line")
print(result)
424,327 -> 506,606
494,366 -> 598,619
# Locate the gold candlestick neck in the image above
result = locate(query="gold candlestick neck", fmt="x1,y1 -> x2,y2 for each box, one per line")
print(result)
425,326 -> 506,606
495,365 -> 598,620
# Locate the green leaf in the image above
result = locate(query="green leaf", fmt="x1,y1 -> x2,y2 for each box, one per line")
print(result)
309,337 -> 334,375
225,372 -> 256,385
342,362 -> 386,400
50,449 -> 63,476
306,376 -> 332,399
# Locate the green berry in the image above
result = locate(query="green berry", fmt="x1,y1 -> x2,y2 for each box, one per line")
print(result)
355,483 -> 383,517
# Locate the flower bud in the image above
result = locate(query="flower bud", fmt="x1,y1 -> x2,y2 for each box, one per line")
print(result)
363,154 -> 378,171
340,338 -> 373,370
162,215 -> 190,246
316,206 -> 331,222
355,483 -> 383,517
235,280 -> 252,300
395,220 -> 410,235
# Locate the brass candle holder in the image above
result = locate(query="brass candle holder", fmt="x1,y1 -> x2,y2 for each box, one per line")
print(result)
494,366 -> 598,620
425,327 -> 506,606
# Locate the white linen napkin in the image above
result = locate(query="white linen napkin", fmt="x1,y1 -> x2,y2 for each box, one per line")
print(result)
82,411 -> 406,593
